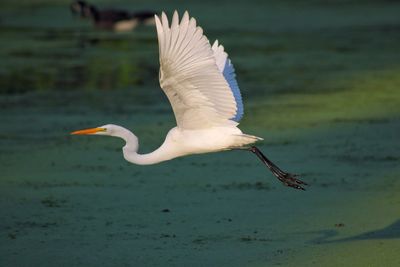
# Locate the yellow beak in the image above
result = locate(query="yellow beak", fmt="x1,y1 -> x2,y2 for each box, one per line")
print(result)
70,127 -> 106,135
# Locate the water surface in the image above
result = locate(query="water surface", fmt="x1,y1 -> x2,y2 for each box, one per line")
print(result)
1,1 -> 400,266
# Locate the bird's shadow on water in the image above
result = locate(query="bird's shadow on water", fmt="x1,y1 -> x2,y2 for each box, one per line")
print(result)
307,219 -> 400,245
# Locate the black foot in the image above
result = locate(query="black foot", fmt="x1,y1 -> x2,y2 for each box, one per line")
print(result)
275,172 -> 307,191
249,146 -> 308,191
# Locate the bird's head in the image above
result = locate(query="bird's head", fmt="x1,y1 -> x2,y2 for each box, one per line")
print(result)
70,1 -> 86,16
71,124 -> 118,136
70,1 -> 97,19
71,124 -> 138,153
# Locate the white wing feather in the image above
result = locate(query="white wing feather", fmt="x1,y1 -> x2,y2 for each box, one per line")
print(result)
211,40 -> 244,122
155,11 -> 239,130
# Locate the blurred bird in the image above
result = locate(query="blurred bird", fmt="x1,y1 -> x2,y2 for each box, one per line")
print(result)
71,11 -> 307,190
70,0 -> 156,31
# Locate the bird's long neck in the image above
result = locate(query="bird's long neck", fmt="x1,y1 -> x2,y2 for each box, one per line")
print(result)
88,6 -> 100,21
116,126 -> 177,165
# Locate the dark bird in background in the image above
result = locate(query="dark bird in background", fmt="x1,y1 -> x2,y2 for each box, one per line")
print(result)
70,1 -> 156,31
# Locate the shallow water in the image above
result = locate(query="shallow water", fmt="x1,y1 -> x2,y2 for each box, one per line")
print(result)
1,0 -> 400,266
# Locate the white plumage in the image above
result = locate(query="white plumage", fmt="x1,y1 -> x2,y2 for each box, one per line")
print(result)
156,11 -> 242,129
71,11 -> 307,190
212,39 -> 244,122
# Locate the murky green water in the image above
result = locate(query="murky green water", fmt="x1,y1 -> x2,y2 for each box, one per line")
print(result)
1,1 -> 400,266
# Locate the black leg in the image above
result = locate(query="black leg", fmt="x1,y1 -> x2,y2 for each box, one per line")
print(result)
249,146 -> 308,190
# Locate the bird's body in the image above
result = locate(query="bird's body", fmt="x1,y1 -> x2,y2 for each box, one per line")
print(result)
72,11 -> 307,190
107,125 -> 259,165
70,1 -> 156,31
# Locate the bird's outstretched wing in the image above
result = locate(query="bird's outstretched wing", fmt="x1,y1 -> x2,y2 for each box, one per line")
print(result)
211,40 -> 244,122
155,11 -> 243,130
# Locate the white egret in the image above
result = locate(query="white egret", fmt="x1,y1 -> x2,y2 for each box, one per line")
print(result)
71,11 -> 307,190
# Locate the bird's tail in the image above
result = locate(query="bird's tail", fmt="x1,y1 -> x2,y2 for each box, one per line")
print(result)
231,134 -> 263,148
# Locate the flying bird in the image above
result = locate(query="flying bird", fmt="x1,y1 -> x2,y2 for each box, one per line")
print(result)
71,11 -> 307,190
70,0 -> 156,31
